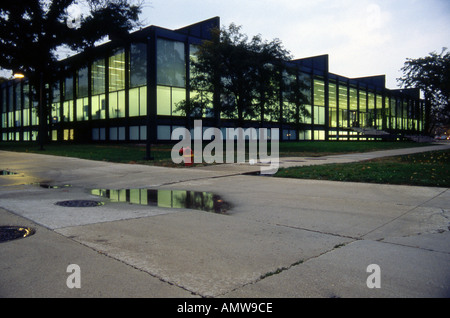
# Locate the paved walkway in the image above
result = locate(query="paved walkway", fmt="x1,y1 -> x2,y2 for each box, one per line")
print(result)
0,142 -> 449,298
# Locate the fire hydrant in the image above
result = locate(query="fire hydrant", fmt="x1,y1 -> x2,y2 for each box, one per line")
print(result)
179,147 -> 194,167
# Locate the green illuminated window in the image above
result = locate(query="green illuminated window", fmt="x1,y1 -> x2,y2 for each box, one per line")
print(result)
109,49 -> 125,92
172,87 -> 186,116
129,86 -> 147,117
15,109 -> 21,127
302,105 -> 312,124
129,88 -> 139,117
338,84 -> 348,109
92,94 -> 106,120
349,87 -> 357,111
313,79 -> 325,106
76,97 -> 89,121
109,91 -> 125,119
157,86 -> 171,116
157,86 -> 186,116
92,59 -> 106,95
8,111 -> 14,128
328,83 -> 336,108
359,90 -> 367,111
63,101 -> 73,122
368,92 -> 375,110
329,83 -> 337,127
23,109 -> 30,126
314,106 -> 325,125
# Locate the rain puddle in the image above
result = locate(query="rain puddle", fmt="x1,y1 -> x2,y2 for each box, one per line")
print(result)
89,188 -> 231,214
0,226 -> 36,243
0,170 -> 18,175
33,183 -> 72,189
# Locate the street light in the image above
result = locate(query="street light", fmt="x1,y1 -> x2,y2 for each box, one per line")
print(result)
13,73 -> 25,79
13,72 -> 25,79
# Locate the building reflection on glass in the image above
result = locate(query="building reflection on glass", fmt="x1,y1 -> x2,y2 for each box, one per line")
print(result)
90,189 -> 230,214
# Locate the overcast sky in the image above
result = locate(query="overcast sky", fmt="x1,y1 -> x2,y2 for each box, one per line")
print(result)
141,0 -> 450,89
2,0 -> 449,89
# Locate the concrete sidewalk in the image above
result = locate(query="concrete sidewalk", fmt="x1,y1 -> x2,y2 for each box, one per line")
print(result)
0,143 -> 449,298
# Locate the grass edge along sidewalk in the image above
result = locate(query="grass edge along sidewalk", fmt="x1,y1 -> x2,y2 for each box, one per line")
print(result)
275,149 -> 450,188
0,141 -> 434,166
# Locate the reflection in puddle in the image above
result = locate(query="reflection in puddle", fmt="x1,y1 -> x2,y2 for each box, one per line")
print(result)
90,189 -> 231,214
0,170 -> 18,175
34,183 -> 72,189
0,226 -> 36,243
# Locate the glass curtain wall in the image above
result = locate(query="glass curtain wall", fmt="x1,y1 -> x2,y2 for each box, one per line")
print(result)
359,89 -> 367,128
63,75 -> 74,123
313,79 -> 325,126
23,83 -> 30,128
368,92 -> 375,128
129,42 -> 147,117
156,38 -> 186,117
109,48 -> 125,119
328,82 -> 337,128
338,83 -> 348,129
349,87 -> 357,127
91,57 -> 106,120
376,94 -> 383,129
76,66 -> 89,121
299,72 -> 312,125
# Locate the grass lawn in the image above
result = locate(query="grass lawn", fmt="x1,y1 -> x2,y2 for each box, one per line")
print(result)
0,140 -> 431,164
277,141 -> 433,157
0,142 -> 176,166
275,149 -> 450,187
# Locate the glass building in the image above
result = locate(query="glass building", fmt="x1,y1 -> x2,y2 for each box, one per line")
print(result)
0,17 -> 426,143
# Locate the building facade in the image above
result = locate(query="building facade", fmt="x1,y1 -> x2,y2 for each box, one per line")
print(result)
0,17 -> 426,143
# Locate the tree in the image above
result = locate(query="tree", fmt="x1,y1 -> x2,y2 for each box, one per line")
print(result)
0,0 -> 142,147
398,48 -> 450,133
282,66 -> 311,138
178,24 -> 295,130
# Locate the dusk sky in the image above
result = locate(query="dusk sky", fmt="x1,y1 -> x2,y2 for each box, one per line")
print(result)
2,0 -> 449,90
141,0 -> 450,89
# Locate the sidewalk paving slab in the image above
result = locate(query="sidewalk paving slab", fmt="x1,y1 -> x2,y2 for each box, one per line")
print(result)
0,144 -> 449,298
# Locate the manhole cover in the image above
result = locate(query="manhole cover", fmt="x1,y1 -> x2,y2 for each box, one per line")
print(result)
0,226 -> 36,243
55,200 -> 104,208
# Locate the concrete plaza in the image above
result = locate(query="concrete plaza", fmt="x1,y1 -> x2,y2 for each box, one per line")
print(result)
0,143 -> 449,298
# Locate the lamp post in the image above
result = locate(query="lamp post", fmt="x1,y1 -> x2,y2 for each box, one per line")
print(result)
12,70 -> 45,150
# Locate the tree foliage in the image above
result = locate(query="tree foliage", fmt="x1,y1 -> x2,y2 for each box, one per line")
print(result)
0,0 -> 141,82
0,0 -> 142,145
398,48 -> 450,129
